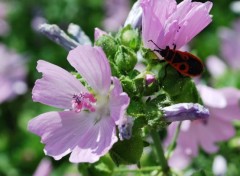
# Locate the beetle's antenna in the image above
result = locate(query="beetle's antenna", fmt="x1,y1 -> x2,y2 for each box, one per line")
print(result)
148,40 -> 162,51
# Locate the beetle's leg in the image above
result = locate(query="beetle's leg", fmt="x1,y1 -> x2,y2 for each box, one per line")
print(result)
160,63 -> 170,88
173,44 -> 176,50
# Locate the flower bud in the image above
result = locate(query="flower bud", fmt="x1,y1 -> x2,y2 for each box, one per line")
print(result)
95,34 -> 118,60
145,74 -> 156,85
117,25 -> 140,50
118,116 -> 133,140
143,73 -> 158,96
94,27 -> 107,41
162,103 -> 209,122
115,46 -> 137,73
121,75 -> 144,97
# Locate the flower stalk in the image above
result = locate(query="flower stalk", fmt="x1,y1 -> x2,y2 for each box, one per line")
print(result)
114,166 -> 161,173
150,130 -> 169,175
166,122 -> 182,159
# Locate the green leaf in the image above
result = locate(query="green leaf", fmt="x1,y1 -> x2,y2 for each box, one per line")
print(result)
109,135 -> 143,166
78,157 -> 114,176
159,63 -> 202,104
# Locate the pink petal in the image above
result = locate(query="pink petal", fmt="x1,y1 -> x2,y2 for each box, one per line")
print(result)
94,28 -> 107,41
141,0 -> 164,49
33,158 -> 52,176
69,117 -> 117,163
110,77 -> 130,124
206,55 -> 227,78
166,121 -> 198,157
171,0 -> 192,20
28,111 -> 96,160
174,1 -> 212,48
32,60 -> 87,109
67,45 -> 111,94
196,117 -> 235,153
160,20 -> 179,49
168,147 -> 192,170
150,0 -> 177,26
178,127 -> 199,157
210,88 -> 240,121
0,77 -> 13,103
197,85 -> 227,108
219,23 -> 240,69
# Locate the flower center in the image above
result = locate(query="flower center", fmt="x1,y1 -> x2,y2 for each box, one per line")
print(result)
71,92 -> 96,112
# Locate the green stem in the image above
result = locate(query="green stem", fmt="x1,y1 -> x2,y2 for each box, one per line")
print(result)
114,166 -> 161,173
150,130 -> 169,175
166,122 -> 182,159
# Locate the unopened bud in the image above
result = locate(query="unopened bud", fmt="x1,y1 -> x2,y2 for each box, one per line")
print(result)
115,46 -> 137,73
118,25 -> 140,50
95,34 -> 118,60
118,117 -> 134,140
162,103 -> 209,122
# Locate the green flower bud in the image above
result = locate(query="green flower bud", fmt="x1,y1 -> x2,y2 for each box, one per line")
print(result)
109,61 -> 120,77
115,46 -> 137,73
117,25 -> 140,51
95,34 -> 118,60
120,75 -> 144,98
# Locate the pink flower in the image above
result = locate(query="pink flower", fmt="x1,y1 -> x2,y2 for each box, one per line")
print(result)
0,44 -> 27,103
165,85 -> 240,170
140,0 -> 212,50
206,55 -> 227,78
28,45 -> 130,163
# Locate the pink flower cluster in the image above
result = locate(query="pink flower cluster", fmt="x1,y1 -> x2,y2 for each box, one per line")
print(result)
165,85 -> 240,169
